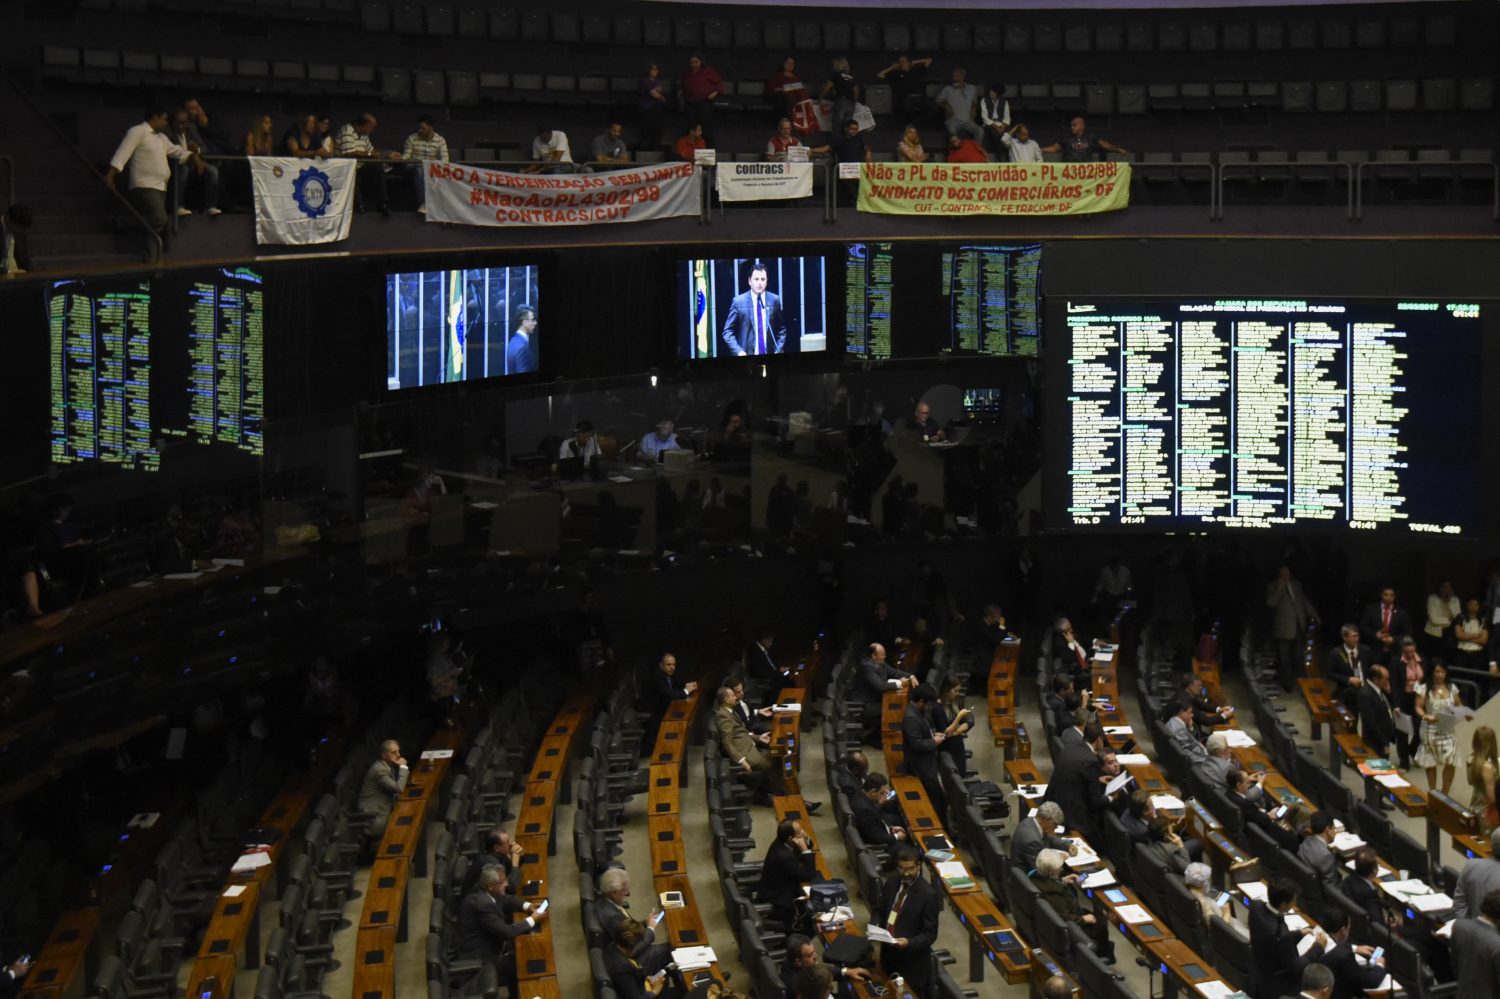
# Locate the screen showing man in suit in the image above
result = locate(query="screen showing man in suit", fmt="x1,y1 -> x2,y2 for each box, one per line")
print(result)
677,255 -> 827,359
386,264 -> 540,389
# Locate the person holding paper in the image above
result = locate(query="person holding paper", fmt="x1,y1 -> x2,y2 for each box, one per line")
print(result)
930,675 -> 974,775
457,866 -> 547,993
1415,658 -> 1462,793
1248,877 -> 1327,999
1319,908 -> 1388,998
872,846 -> 942,997
1453,889 -> 1500,993
1030,849 -> 1114,963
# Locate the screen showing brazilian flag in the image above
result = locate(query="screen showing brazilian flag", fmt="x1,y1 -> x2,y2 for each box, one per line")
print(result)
385,265 -> 539,390
675,255 -> 828,360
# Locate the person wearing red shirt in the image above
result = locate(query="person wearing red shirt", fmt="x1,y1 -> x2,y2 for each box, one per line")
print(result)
944,133 -> 988,163
673,124 -> 705,162
766,56 -> 804,121
679,53 -> 724,146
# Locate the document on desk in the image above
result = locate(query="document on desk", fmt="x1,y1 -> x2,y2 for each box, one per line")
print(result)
223,885 -> 247,897
1237,881 -> 1268,902
230,851 -> 272,874
1114,904 -> 1153,924
670,946 -> 717,971
1435,919 -> 1456,939
1151,794 -> 1186,811
1223,730 -> 1257,748
1411,892 -> 1453,913
1103,726 -> 1134,736
1284,913 -> 1310,932
1331,831 -> 1366,852
866,925 -> 898,944
1080,869 -> 1117,890
1194,982 -> 1240,999
1374,773 -> 1411,789
421,749 -> 455,760
1115,754 -> 1152,766
771,703 -> 803,713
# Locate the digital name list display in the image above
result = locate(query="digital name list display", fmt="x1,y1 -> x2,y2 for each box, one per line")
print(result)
1057,299 -> 1480,533
49,267 -> 265,471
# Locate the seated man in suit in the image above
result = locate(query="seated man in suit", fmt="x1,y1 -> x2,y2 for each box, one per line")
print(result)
1296,964 -> 1336,999
1341,848 -> 1400,940
726,675 -> 773,737
743,629 -> 784,693
831,749 -> 871,799
457,866 -> 548,992
641,652 -> 697,739
1248,877 -> 1327,999
1164,695 -> 1210,765
1228,769 -> 1300,853
872,846 -> 942,997
1181,672 -> 1234,736
757,819 -> 818,929
1044,674 -> 1086,736
1325,624 -> 1373,711
1050,617 -> 1095,689
779,933 -> 870,995
596,867 -> 670,971
851,772 -> 908,858
1120,789 -> 1155,844
856,642 -> 915,743
1031,849 -> 1114,962
1011,800 -> 1072,872
1319,908 -> 1388,999
721,260 -> 787,356
359,739 -> 409,851
1356,664 -> 1400,763
712,685 -> 786,805
1195,731 -> 1243,793
1298,811 -> 1342,895
464,826 -> 524,896
1454,828 -> 1500,919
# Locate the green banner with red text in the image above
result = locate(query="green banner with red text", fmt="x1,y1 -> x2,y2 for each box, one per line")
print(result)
857,161 -> 1131,217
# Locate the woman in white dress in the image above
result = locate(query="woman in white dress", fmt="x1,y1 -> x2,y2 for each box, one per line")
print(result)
1415,657 -> 1461,794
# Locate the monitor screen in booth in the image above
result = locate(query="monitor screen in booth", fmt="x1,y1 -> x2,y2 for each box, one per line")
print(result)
676,255 -> 827,359
47,266 -> 265,472
1046,297 -> 1484,534
385,266 -> 540,389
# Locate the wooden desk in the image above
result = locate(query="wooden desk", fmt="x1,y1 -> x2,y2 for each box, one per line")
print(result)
513,915 -> 556,980
652,720 -> 689,766
517,779 -> 560,854
520,976 -> 562,999
768,689 -> 807,795
20,908 -> 101,998
190,882 -> 261,988
1300,678 -> 1344,741
1090,883 -> 1174,952
350,925 -> 398,999
1334,734 -> 1427,816
183,954 -> 237,999
1145,937 -> 1222,997
647,815 -> 688,879
648,764 -> 681,816
949,891 -> 1031,984
361,858 -> 410,942
1005,759 -> 1045,788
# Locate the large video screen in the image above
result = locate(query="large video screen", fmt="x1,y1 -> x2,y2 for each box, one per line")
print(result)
941,245 -> 1042,357
386,266 -> 540,389
677,255 -> 827,359
48,267 -> 265,472
1050,298 -> 1482,533
846,242 -> 894,360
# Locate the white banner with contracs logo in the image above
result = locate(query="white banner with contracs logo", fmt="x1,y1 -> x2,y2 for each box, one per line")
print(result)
422,161 -> 701,227
250,157 -> 357,245
715,162 -> 815,202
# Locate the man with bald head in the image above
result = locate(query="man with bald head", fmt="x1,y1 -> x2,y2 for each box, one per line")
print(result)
909,401 -> 945,442
857,642 -> 915,744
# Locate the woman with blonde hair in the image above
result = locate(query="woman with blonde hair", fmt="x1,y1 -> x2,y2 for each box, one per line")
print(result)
1468,725 -> 1499,833
243,114 -> 273,156
820,57 -> 859,131
897,125 -> 927,163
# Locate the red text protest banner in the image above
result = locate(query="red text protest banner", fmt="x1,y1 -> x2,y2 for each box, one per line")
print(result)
423,161 -> 701,227
857,161 -> 1131,216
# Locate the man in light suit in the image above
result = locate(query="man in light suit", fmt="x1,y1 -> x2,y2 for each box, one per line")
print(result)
359,739 -> 409,843
1266,565 -> 1318,691
1454,829 -> 1500,918
721,261 -> 787,356
713,685 -> 786,803
1010,800 -> 1070,872
505,303 -> 537,374
1454,889 -> 1500,993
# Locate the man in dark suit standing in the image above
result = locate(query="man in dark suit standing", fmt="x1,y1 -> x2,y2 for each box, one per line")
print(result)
1356,665 -> 1399,761
743,629 -> 783,692
1454,889 -> 1500,993
721,261 -> 787,356
1043,722 -> 1107,841
872,846 -> 941,998
457,866 -> 547,991
1317,909 -> 1387,999
757,819 -> 818,929
1325,624 -> 1372,711
1360,586 -> 1413,667
1248,878 -> 1327,999
505,303 -> 537,374
902,683 -> 948,821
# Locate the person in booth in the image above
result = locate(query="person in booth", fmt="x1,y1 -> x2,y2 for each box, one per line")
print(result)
721,261 -> 787,356
559,420 -> 601,462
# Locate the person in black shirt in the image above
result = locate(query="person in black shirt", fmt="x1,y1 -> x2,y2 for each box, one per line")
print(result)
876,55 -> 933,118
1040,116 -> 1130,162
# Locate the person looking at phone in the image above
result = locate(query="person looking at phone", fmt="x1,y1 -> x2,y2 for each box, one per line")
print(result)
0,954 -> 31,995
931,675 -> 975,775
597,868 -> 669,968
1183,863 -> 1231,925
779,934 -> 871,994
457,866 -> 546,993
605,918 -> 675,999
1321,908 -> 1387,997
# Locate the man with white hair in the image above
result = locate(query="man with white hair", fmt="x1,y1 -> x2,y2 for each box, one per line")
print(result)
457,865 -> 547,990
359,739 -> 408,843
1031,849 -> 1114,962
1183,862 -> 1231,925
1011,801 -> 1073,871
1195,730 -> 1243,790
596,867 -> 668,967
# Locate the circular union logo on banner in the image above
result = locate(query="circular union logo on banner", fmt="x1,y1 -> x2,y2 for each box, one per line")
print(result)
292,167 -> 333,218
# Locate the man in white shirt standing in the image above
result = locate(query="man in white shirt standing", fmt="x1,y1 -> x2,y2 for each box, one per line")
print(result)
104,108 -> 198,262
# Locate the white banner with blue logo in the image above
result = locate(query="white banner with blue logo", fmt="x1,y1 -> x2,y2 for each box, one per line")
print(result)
250,158 -> 357,245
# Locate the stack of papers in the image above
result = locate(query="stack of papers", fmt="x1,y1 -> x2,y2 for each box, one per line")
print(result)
1151,794 -> 1186,811
771,703 -> 802,713
670,946 -> 717,971
1411,893 -> 1454,913
1223,730 -> 1257,748
1237,882 -> 1269,902
421,749 -> 455,760
1081,869 -> 1117,890
1103,726 -> 1134,736
230,851 -> 272,875
1435,919 -> 1456,939
1331,831 -> 1367,852
866,925 -> 898,944
1116,754 -> 1152,766
1115,904 -> 1153,924
935,861 -> 974,888
1283,913 -> 1310,931
1374,773 -> 1411,789
1195,983 -> 1243,999
925,849 -> 955,863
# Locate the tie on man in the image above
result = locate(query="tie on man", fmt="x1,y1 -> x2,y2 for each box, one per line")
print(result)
755,294 -> 765,354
